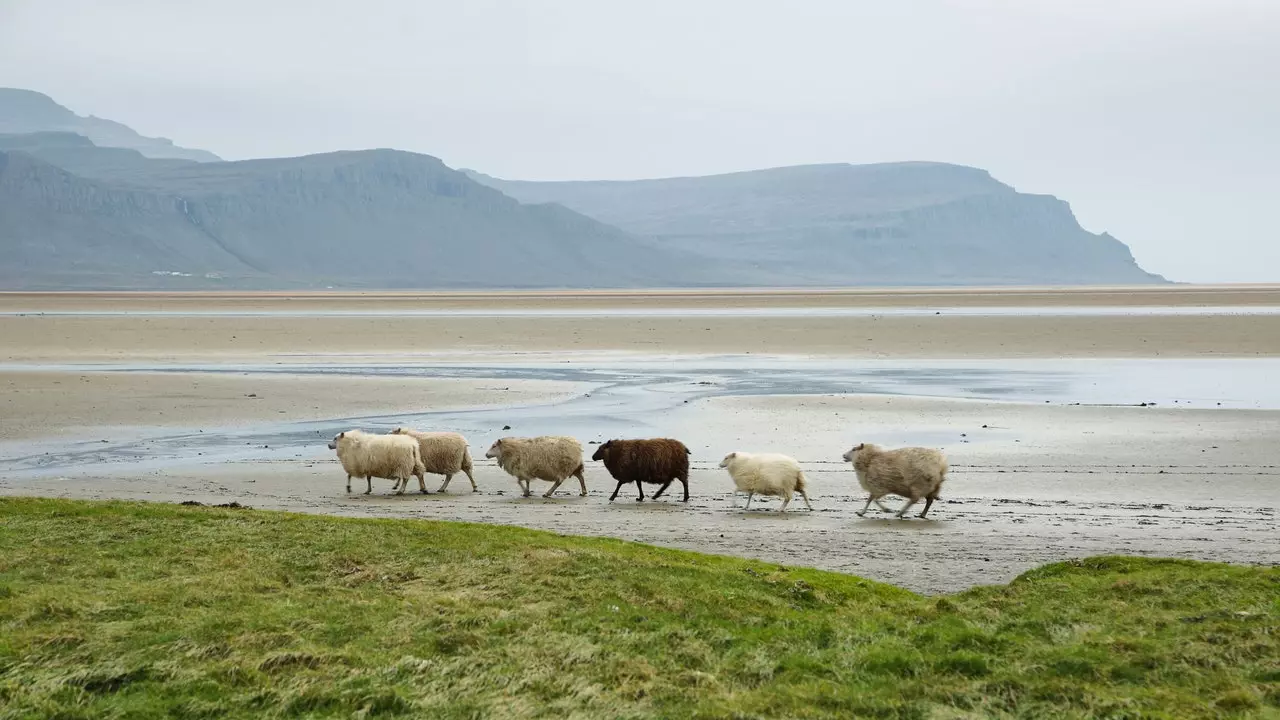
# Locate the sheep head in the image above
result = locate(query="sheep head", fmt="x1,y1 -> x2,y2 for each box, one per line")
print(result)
718,452 -> 737,468
327,431 -> 346,450
484,438 -> 505,460
590,440 -> 614,462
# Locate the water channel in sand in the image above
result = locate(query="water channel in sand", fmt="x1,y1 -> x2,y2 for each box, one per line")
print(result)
3,355 -> 1279,477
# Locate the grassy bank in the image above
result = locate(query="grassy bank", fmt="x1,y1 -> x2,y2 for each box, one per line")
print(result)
0,498 -> 1275,718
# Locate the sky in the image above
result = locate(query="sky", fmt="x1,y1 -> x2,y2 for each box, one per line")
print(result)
1,0 -> 1277,283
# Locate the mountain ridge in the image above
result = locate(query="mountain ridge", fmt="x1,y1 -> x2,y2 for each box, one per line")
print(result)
0,88 -> 220,163
0,88 -> 1168,288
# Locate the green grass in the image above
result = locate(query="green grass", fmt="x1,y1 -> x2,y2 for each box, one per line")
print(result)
0,498 -> 1276,719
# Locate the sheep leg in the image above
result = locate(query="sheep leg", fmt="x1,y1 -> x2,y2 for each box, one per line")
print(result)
609,481 -> 625,501
416,472 -> 429,494
799,487 -> 813,511
779,493 -> 791,512
636,481 -> 645,502
652,479 -> 674,500
681,478 -> 689,502
575,467 -> 588,497
394,475 -> 407,495
543,478 -> 567,498
857,494 -> 876,517
438,473 -> 453,493
744,492 -> 754,510
464,467 -> 477,492
517,478 -> 531,497
919,495 -> 936,518
365,476 -> 373,495
346,475 -> 352,493
874,498 -> 894,513
896,496 -> 921,518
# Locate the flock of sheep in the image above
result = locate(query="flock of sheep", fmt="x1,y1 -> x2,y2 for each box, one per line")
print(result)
327,429 -> 950,519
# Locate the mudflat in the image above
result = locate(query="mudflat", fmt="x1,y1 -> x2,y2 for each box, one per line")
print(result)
3,286 -> 1280,361
1,287 -> 1277,593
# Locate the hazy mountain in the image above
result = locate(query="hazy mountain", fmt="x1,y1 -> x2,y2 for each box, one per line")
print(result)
0,88 -> 1166,288
0,88 -> 220,162
0,138 -> 749,289
468,163 -> 1167,285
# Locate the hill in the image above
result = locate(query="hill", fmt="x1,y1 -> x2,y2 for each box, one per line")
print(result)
0,87 -> 1168,288
0,88 -> 220,162
0,141 -> 741,289
469,163 -> 1167,285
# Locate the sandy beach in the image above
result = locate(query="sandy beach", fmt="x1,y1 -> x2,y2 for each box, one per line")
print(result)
2,287 -> 1277,594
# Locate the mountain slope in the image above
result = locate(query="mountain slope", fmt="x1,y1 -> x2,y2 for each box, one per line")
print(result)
0,145 -> 744,289
0,89 -> 220,162
469,163 -> 1166,285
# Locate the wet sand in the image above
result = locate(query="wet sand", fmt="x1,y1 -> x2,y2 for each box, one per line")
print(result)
5,395 -> 1274,595
1,288 -> 1278,594
0,372 -> 583,440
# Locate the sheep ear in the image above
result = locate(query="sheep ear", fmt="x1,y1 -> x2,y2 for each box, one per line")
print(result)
854,443 -> 863,451
338,432 -> 345,439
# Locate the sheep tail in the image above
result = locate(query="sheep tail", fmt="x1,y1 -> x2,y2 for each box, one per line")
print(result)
794,470 -> 808,492
573,463 -> 585,480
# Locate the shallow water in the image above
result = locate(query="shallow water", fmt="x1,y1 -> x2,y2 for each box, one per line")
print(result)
3,305 -> 1280,318
2,356 -> 1277,478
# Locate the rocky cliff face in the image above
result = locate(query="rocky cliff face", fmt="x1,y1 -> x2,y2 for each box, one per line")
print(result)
470,163 -> 1166,285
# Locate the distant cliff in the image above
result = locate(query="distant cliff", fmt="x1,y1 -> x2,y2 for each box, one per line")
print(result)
0,88 -> 1167,288
469,163 -> 1166,285
0,141 -> 746,289
0,88 -> 220,162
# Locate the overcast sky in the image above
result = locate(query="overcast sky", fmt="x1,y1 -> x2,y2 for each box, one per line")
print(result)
2,0 -> 1277,283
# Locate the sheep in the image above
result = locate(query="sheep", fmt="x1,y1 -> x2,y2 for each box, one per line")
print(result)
842,443 -> 949,519
328,430 -> 426,495
389,428 -> 477,493
485,436 -> 586,498
591,438 -> 692,502
718,451 -> 812,511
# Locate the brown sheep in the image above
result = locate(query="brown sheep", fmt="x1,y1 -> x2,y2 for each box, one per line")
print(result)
591,438 -> 691,502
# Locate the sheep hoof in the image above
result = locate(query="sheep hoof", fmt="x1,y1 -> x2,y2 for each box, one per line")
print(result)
855,510 -> 866,517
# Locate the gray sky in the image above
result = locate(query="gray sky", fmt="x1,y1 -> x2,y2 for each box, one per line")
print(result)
3,0 -> 1277,283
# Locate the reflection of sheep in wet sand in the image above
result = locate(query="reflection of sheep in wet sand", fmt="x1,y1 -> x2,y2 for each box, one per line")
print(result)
843,443 -> 949,519
390,428 -> 477,493
718,451 -> 812,511
328,430 -> 425,495
592,438 -> 692,502
485,436 -> 586,498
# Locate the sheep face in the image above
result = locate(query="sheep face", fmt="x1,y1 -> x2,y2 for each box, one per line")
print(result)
484,439 -> 504,460
390,427 -> 406,435
590,441 -> 613,462
842,443 -> 866,463
327,432 -> 345,450
718,452 -> 737,468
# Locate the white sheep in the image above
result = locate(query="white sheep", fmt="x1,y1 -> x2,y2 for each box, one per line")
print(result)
842,443 -> 949,519
718,451 -> 812,511
389,428 -> 477,493
328,430 -> 426,495
485,436 -> 586,498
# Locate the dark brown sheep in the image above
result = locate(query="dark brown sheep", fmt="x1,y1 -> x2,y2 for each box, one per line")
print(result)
591,438 -> 692,502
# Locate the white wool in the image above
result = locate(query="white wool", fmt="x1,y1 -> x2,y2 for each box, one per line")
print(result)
329,430 -> 425,494
485,436 -> 586,498
390,428 -> 476,492
718,451 -> 812,511
843,443 -> 949,518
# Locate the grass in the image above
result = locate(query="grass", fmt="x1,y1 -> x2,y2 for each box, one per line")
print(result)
0,498 -> 1276,719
